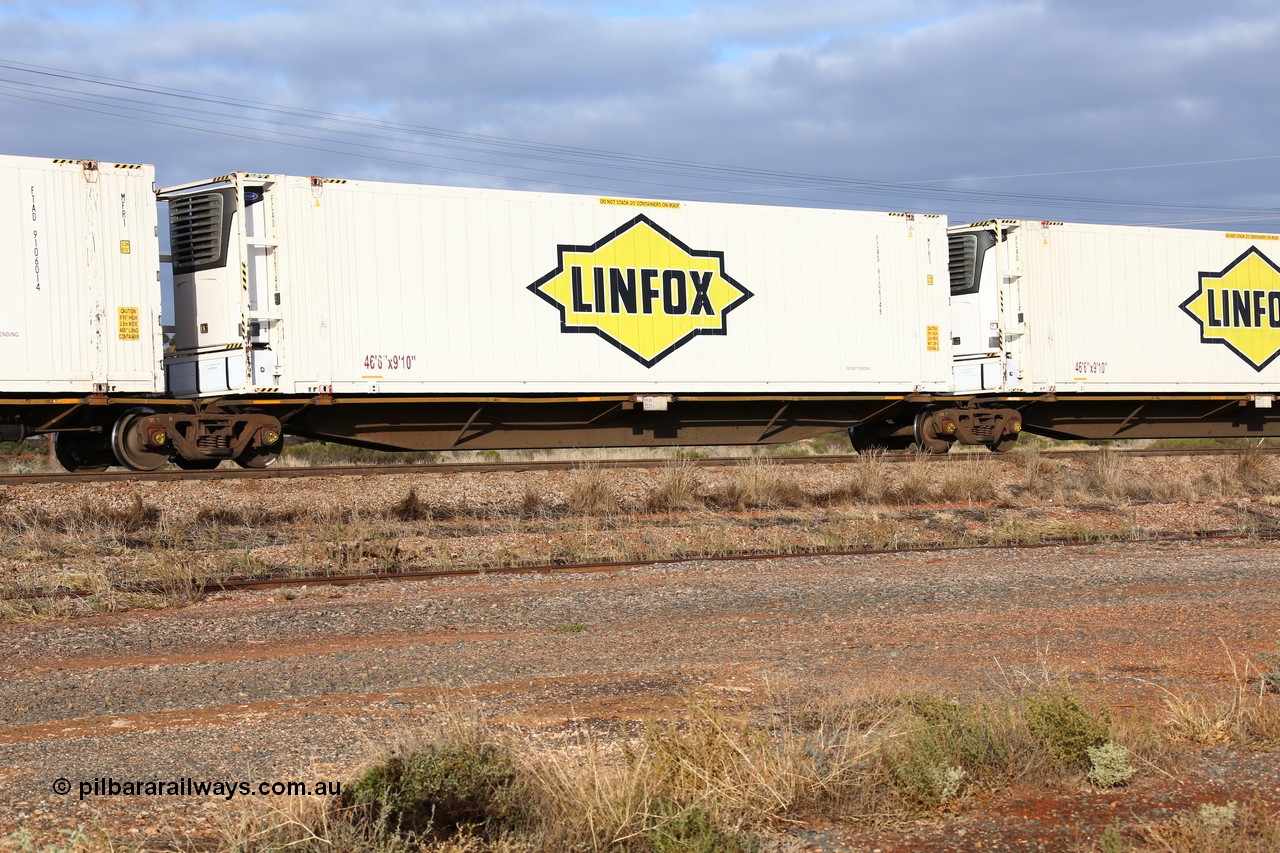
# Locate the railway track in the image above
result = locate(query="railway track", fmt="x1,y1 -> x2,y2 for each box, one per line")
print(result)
0,445 -> 1276,487
9,525 -> 1279,604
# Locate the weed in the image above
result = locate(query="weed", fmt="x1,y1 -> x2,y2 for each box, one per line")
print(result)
71,495 -> 163,534
1159,645 -> 1280,748
214,548 -> 273,580
808,431 -> 854,455
1231,445 -> 1277,495
4,824 -> 125,853
194,505 -> 304,527
876,693 -> 1027,813
1085,741 -> 1136,788
1258,648 -> 1280,695
283,441 -> 442,466
518,486 -> 548,519
1013,449 -> 1065,501
213,678 -> 1275,851
843,451 -> 890,504
325,539 -> 403,575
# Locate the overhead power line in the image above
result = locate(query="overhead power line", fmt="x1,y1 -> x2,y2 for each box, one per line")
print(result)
0,58 -> 1277,225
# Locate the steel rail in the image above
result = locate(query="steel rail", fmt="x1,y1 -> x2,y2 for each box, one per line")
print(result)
0,446 -> 1277,488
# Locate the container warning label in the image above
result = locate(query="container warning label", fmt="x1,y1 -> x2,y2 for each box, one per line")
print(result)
527,214 -> 752,367
1180,247 -> 1280,370
599,197 -> 680,209
118,307 -> 140,342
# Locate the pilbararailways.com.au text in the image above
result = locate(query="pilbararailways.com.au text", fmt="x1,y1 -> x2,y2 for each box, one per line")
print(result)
52,776 -> 342,801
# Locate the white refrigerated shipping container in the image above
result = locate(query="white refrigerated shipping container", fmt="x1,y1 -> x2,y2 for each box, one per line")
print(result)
160,173 -> 951,397
949,219 -> 1280,394
0,155 -> 162,394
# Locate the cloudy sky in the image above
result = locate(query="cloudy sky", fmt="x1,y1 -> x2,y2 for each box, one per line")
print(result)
1,0 -> 1278,229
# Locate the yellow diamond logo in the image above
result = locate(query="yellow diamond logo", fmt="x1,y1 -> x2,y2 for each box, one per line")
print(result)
1181,247 -> 1280,371
528,215 -> 753,367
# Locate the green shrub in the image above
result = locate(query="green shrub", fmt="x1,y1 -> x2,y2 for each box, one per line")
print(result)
284,441 -> 442,466
342,739 -> 522,840
1022,686 -> 1112,770
1259,648 -> 1280,695
871,693 -> 1042,814
1098,820 -> 1129,853
647,802 -> 749,853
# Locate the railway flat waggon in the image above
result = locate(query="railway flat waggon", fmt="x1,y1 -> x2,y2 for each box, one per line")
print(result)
6,151 -> 1280,471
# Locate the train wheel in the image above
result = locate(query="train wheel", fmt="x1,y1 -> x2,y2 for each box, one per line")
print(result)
235,447 -> 279,469
53,432 -> 115,472
848,429 -> 878,454
233,409 -> 282,469
916,434 -> 952,454
988,436 -> 1020,453
913,409 -> 952,454
174,457 -> 221,471
110,408 -> 168,472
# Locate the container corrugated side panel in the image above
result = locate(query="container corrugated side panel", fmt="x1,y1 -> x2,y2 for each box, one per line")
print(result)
0,157 -> 161,394
271,178 -> 950,395
1019,221 -> 1280,392
0,157 -> 95,392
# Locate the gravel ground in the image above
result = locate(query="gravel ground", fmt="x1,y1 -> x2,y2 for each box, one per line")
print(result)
1,535 -> 1278,849
1,457 -> 1279,850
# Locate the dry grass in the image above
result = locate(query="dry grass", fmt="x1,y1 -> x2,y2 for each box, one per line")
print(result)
644,459 -> 704,513
1110,800 -> 1280,852
566,464 -> 621,515
888,451 -> 933,504
936,457 -> 999,503
8,671 -> 1277,850
708,458 -> 805,510
3,449 -> 1279,623
1084,449 -> 1129,500
388,488 -> 433,522
850,450 -> 892,503
1227,445 -> 1279,496
1012,449 -> 1065,501
1157,646 -> 1280,749
207,677 -> 1175,852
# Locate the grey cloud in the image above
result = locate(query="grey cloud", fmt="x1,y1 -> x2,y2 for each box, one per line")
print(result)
0,0 -> 1277,225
